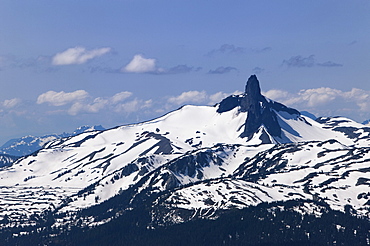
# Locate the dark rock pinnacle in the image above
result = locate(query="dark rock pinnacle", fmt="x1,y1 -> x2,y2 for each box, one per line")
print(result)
239,75 -> 281,140
217,75 -> 301,142
240,75 -> 266,112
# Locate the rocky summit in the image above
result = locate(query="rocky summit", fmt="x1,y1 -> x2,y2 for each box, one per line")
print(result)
218,75 -> 300,142
1,76 -> 369,245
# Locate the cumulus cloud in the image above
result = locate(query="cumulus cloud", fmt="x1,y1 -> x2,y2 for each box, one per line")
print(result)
264,87 -> 370,120
122,54 -> 157,73
37,90 -> 89,106
298,88 -> 342,107
168,91 -> 208,105
52,47 -> 111,65
208,92 -> 231,105
265,87 -> 343,107
68,97 -> 108,116
66,91 -> 137,115
264,89 -> 290,102
167,90 -> 242,106
35,89 -> 153,116
282,55 -> 343,68
208,66 -> 237,74
121,55 -> 199,75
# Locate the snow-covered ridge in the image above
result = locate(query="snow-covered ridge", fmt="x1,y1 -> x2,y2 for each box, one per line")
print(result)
0,125 -> 105,158
0,75 -> 369,229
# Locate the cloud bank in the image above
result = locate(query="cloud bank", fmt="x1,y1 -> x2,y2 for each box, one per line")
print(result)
264,87 -> 370,120
4,85 -> 370,143
36,89 -> 150,116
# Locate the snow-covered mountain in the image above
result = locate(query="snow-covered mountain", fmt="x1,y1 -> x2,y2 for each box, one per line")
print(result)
362,119 -> 370,126
0,154 -> 19,168
0,125 -> 105,157
0,75 -> 369,244
0,125 -> 105,168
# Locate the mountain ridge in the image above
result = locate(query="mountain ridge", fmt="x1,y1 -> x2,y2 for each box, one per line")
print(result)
0,125 -> 105,168
0,75 -> 369,244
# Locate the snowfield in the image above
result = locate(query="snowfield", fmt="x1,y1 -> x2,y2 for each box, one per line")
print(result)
0,76 -> 369,229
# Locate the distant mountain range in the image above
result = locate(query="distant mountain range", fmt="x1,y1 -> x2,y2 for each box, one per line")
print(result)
1,75 -> 369,245
362,119 -> 370,125
0,125 -> 105,167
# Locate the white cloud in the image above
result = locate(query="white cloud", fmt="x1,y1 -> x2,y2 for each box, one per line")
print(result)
115,99 -> 140,113
52,47 -> 111,65
343,88 -> 369,101
3,98 -> 21,108
343,88 -> 370,111
114,99 -> 153,113
120,55 -> 198,75
208,90 -> 243,105
61,91 -> 139,115
111,91 -> 133,104
298,88 -> 340,107
37,90 -> 89,106
208,92 -> 229,105
264,89 -> 290,101
264,88 -> 344,107
142,99 -> 153,109
68,97 -> 109,116
167,90 -> 243,107
264,87 -> 370,120
168,91 -> 208,105
122,54 -> 157,73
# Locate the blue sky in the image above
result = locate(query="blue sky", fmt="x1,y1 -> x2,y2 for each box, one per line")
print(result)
0,0 -> 369,144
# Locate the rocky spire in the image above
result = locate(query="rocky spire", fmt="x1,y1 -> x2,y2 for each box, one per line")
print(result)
240,75 -> 281,140
240,75 -> 266,112
217,75 -> 301,142
244,75 -> 262,101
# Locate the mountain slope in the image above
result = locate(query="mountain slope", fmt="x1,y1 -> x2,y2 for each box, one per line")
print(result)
0,75 -> 369,244
0,125 -> 105,157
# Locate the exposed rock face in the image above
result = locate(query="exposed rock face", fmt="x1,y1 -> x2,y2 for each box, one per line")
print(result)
217,75 -> 300,142
240,75 -> 265,112
240,75 -> 281,139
